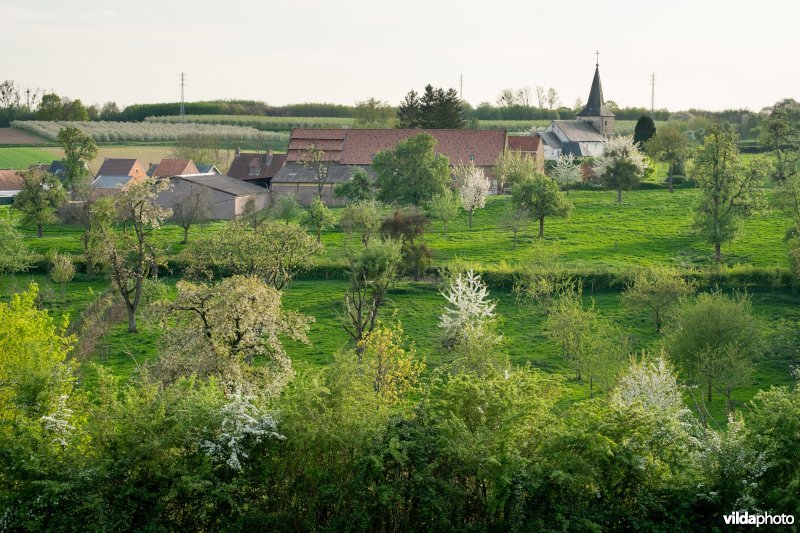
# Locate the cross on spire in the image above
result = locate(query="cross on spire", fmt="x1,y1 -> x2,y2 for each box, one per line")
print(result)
595,50 -> 600,67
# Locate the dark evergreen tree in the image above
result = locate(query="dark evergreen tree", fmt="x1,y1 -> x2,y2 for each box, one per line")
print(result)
437,88 -> 466,129
397,90 -> 421,129
419,85 -> 439,129
633,116 -> 657,147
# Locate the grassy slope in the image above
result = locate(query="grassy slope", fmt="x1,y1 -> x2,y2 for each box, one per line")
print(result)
0,147 -> 57,168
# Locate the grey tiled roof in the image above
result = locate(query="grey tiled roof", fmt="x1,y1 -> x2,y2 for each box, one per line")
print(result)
552,121 -> 605,142
92,175 -> 134,189
577,66 -> 614,118
539,131 -> 563,149
173,174 -> 268,196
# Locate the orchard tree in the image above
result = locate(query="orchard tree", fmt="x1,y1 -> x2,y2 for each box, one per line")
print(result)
0,217 -> 34,280
104,177 -> 172,333
299,144 -> 331,198
494,149 -> 538,190
301,197 -> 335,243
339,199 -> 385,245
500,204 -> 528,248
594,135 -> 648,203
455,163 -> 490,228
380,209 -> 431,280
621,264 -> 696,332
374,133 -> 450,206
269,192 -> 302,222
334,167 -> 374,203
772,174 -> 800,229
692,125 -> 766,262
611,351 -> 686,415
343,237 -> 402,348
356,322 -> 425,403
172,185 -> 212,244
666,291 -> 762,410
759,98 -> 800,183
511,173 -> 573,238
633,116 -> 657,147
12,168 -> 66,237
426,190 -> 461,237
439,270 -> 497,346
550,153 -> 583,193
645,124 -> 692,193
49,252 -> 75,298
57,126 -> 97,188
72,185 -> 116,275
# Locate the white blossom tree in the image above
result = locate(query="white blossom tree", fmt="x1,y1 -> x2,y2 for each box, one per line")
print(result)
439,270 -> 497,344
594,135 -> 648,203
550,153 -> 583,193
455,163 -> 490,228
611,352 -> 686,413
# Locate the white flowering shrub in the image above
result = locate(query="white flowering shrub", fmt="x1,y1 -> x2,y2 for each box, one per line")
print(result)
611,354 -> 686,413
439,270 -> 496,343
40,394 -> 75,449
202,387 -> 284,471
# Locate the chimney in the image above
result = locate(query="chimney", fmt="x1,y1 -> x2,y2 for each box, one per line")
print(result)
234,147 -> 241,157
266,149 -> 274,163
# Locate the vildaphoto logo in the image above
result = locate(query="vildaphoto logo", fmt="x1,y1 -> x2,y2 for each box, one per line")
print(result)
723,511 -> 795,527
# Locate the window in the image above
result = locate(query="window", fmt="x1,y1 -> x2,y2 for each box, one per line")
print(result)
469,155 -> 475,162
249,164 -> 261,176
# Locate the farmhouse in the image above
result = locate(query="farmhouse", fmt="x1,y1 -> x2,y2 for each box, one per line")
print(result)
89,158 -> 148,195
227,149 -> 287,188
540,63 -> 614,160
0,170 -> 23,205
272,128 -> 507,205
155,173 -> 270,220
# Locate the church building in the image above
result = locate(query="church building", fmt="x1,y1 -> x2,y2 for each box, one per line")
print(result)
540,62 -> 615,160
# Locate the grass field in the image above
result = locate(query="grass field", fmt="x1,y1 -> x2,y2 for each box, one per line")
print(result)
0,147 -> 58,168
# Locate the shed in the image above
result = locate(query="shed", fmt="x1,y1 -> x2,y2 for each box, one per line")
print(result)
156,173 -> 270,220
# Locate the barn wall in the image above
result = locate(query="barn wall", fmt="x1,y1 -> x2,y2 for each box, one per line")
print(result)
270,182 -> 343,206
156,180 -> 236,220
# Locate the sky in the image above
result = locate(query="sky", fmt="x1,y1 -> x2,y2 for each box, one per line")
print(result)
1,0 -> 797,112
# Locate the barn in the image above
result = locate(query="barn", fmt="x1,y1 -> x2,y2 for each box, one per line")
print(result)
156,173 -> 270,220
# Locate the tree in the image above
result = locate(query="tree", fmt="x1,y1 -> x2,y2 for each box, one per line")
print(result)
374,133 -> 450,206
61,98 -> 89,121
494,149 -> 537,190
12,168 -> 66,237
439,270 -> 497,346
633,116 -> 657,147
343,237 -> 402,348
36,93 -> 63,120
151,275 -> 311,394
759,98 -> 800,183
180,221 -> 321,289
301,197 -> 335,243
49,252 -> 75,298
71,185 -> 116,275
356,322 -> 424,403
513,240 -> 574,314
691,125 -> 766,262
170,135 -> 231,170
171,185 -> 212,244
546,87 -> 560,110
500,204 -> 528,248
0,217 -> 34,280
269,192 -> 302,222
354,97 -> 394,127
455,163 -> 490,229
594,135 -> 648,203
334,167 -> 374,203
99,101 -> 121,120
772,175 -> 800,228
299,144 -> 331,199
496,88 -> 520,107
666,291 -> 762,410
511,174 -> 573,238
57,126 -> 97,188
397,90 -> 421,128
339,199 -> 385,246
535,86 -> 546,109
550,153 -> 583,193
103,178 -> 172,333
381,209 -> 431,280
426,190 -> 461,237
621,265 -> 695,332
611,351 -> 686,414
644,124 -> 692,193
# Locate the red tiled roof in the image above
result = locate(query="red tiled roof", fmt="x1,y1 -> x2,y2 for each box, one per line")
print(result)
96,158 -> 140,177
0,170 -> 23,191
508,135 -> 541,153
152,159 -> 199,178
227,152 -> 287,181
292,128 -> 347,140
286,129 -> 347,163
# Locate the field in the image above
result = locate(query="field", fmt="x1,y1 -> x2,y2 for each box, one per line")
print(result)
0,127 -> 49,145
0,146 -> 58,168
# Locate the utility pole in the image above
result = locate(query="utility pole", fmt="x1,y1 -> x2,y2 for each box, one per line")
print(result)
650,73 -> 656,119
459,73 -> 463,100
179,72 -> 186,121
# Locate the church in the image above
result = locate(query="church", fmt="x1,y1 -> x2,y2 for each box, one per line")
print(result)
539,62 -> 615,160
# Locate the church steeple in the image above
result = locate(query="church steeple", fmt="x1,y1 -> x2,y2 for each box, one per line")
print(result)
576,58 -> 615,136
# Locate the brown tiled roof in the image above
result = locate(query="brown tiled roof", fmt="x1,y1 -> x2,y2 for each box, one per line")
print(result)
508,135 -> 541,152
228,152 -> 287,181
96,158 -> 140,177
152,159 -> 199,178
0,170 -> 23,191
286,129 -> 347,163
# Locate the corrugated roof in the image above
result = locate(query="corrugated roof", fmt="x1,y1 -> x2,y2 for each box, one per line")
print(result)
96,158 -> 140,177
92,175 -> 134,189
552,121 -> 605,142
173,174 -> 269,196
152,159 -> 199,178
0,170 -> 23,191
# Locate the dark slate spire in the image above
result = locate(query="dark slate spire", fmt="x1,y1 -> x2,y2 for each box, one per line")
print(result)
577,65 -> 614,117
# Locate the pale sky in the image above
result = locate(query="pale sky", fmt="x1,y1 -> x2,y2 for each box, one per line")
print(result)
1,0 -> 797,112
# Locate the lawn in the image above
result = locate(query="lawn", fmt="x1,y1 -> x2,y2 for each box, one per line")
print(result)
0,147 -> 57,168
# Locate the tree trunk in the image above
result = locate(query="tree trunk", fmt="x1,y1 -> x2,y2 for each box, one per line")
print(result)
668,165 -> 674,193
707,379 -> 712,402
654,308 -> 661,333
468,209 -> 473,229
316,229 -> 321,243
617,188 -> 622,203
182,226 -> 189,244
715,242 -> 721,263
443,221 -> 448,238
36,223 -> 43,238
512,229 -> 517,249
538,217 -> 544,238
127,304 -> 137,333
589,376 -> 594,399
86,251 -> 93,276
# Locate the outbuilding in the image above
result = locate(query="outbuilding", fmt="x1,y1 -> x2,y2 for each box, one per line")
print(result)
156,173 -> 270,220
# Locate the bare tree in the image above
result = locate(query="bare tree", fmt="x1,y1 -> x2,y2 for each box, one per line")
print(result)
172,185 -> 213,244
300,144 -> 331,199
535,86 -> 546,109
546,88 -> 560,110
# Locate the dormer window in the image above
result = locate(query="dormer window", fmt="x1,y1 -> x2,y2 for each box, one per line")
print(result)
249,164 -> 261,176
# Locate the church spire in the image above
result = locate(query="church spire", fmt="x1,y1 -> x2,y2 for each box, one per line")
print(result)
577,62 -> 614,118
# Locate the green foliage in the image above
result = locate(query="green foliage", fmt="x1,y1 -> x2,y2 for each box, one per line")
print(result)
426,189 -> 461,237
397,85 -> 464,129
380,209 -> 431,280
759,98 -> 800,182
621,264 -> 696,332
56,126 -> 97,187
0,216 -> 34,276
301,197 -> 335,243
354,97 -> 394,127
374,133 -> 451,206
12,167 -> 66,237
633,115 -> 657,146
645,124 -> 692,192
594,135 -> 648,202
49,252 -> 75,296
339,199 -> 385,246
511,173 -> 573,238
333,167 -> 375,203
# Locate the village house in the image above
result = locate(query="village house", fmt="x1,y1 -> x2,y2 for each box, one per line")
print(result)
227,149 -> 287,188
150,158 -> 200,178
540,63 -> 614,160
0,170 -> 23,205
155,173 -> 270,220
507,135 -> 545,172
90,158 -> 148,195
272,128 -> 508,205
